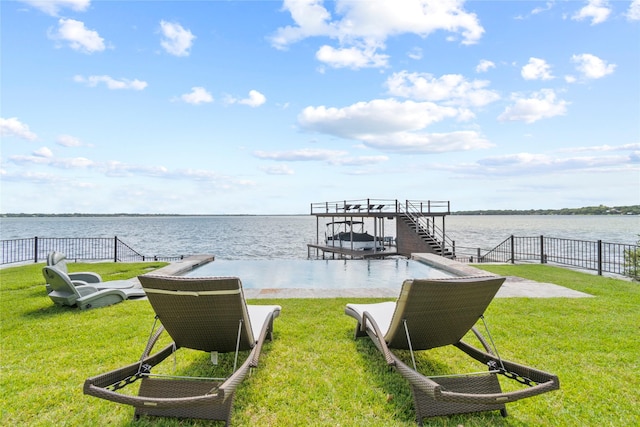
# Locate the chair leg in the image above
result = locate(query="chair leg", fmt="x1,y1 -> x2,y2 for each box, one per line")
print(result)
354,323 -> 367,338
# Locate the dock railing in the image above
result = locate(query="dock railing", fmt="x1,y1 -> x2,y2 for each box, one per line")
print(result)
454,235 -> 639,279
310,199 -> 450,215
0,236 -> 184,265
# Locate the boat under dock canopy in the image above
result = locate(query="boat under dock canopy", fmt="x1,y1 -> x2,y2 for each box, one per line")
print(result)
309,198 -> 453,259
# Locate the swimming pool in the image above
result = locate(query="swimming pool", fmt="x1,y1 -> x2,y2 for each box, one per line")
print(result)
182,258 -> 457,289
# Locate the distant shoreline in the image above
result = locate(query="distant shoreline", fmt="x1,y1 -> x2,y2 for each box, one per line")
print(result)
1,205 -> 639,217
452,205 -> 639,216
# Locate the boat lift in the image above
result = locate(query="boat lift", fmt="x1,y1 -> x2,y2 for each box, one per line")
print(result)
308,198 -> 451,259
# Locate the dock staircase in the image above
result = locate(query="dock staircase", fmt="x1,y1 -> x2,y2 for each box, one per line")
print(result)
396,201 -> 454,258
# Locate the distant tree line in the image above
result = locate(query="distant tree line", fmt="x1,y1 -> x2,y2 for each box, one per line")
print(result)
0,213 -> 258,217
1,213 -> 181,218
2,205 -> 639,217
453,205 -> 640,216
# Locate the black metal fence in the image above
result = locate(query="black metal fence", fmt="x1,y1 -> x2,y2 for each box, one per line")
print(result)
453,235 -> 639,279
0,236 -> 183,265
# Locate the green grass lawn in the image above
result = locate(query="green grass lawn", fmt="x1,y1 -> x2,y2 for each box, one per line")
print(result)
1,262 -> 638,426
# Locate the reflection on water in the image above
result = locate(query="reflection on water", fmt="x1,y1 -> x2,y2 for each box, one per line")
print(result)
183,258 -> 456,289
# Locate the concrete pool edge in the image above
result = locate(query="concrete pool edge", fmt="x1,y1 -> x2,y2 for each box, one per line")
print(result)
147,254 -> 591,299
412,253 -> 592,299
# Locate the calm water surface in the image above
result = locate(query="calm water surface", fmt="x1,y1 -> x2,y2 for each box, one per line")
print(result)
184,258 -> 455,289
1,215 -> 637,259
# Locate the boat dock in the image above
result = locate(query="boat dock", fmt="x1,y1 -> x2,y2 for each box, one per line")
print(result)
308,198 -> 452,259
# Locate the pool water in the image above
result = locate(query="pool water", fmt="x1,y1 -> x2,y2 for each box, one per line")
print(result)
183,258 -> 456,289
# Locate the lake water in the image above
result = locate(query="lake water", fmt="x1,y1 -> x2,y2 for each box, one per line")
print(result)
0,215 -> 637,260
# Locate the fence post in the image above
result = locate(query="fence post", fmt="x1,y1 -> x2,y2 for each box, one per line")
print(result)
114,236 -> 118,263
540,235 -> 546,264
510,235 -> 515,264
597,240 -> 602,276
34,236 -> 39,263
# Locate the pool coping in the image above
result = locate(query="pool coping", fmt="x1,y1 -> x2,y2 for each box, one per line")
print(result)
141,253 -> 591,299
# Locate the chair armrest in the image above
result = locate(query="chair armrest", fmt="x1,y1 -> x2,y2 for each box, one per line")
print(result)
70,279 -> 89,287
69,272 -> 102,283
362,311 -> 396,366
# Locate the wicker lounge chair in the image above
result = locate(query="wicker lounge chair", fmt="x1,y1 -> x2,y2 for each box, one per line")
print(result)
43,266 -> 145,309
345,276 -> 559,424
84,275 -> 281,425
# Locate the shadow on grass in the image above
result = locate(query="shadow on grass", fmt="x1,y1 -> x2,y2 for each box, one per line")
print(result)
18,294 -> 95,319
350,329 -> 510,426
13,289 -> 75,319
19,289 -> 148,320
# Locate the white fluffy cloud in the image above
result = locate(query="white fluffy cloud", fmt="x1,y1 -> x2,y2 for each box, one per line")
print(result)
628,0 -> 640,20
475,59 -> 495,73
225,90 -> 267,107
316,44 -> 389,69
297,98 -> 492,153
498,89 -> 568,124
73,75 -> 148,90
521,57 -> 554,80
180,87 -> 213,105
572,0 -> 611,25
49,18 -> 105,53
299,99 -> 461,138
571,53 -> 616,79
242,90 -> 266,107
159,21 -> 195,57
271,0 -> 484,69
385,71 -> 500,108
20,0 -> 90,16
0,117 -> 38,140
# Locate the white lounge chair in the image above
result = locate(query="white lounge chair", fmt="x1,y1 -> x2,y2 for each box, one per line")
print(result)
42,266 -> 145,310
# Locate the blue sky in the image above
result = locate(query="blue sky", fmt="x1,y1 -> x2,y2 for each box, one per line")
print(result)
1,0 -> 639,214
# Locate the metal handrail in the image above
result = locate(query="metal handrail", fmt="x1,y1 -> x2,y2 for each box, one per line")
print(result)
457,235 -> 639,279
399,201 -> 455,257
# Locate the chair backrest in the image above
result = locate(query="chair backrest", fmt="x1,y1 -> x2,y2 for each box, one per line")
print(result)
384,276 -> 505,350
47,251 -> 69,274
138,275 -> 255,353
43,266 -> 81,300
